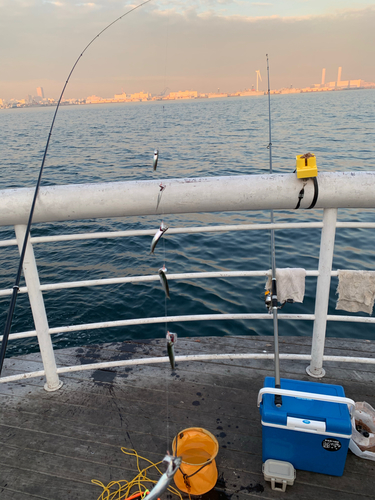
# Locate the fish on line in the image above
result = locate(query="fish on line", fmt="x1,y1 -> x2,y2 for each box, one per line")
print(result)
150,221 -> 168,254
153,149 -> 159,171
145,454 -> 182,500
166,331 -> 177,370
158,265 -> 170,299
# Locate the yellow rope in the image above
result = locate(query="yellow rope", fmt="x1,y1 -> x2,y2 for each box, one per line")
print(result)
92,448 -> 183,500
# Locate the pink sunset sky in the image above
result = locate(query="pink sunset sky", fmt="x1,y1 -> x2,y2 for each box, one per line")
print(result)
0,0 -> 374,100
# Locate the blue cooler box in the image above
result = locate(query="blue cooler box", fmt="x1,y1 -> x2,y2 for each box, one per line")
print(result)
258,377 -> 354,476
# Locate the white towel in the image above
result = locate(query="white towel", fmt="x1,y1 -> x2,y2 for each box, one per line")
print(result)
266,268 -> 306,304
336,270 -> 375,315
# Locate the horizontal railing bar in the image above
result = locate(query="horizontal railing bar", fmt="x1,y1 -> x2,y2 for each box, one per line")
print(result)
327,314 -> 375,323
0,222 -> 324,247
0,330 -> 38,341
0,239 -> 17,247
0,238 -> 17,247
39,270 -> 319,292
2,172 -> 375,226
2,352 -> 375,384
40,271 -> 274,291
0,269 -> 322,296
47,313 -> 316,334
0,286 -> 28,297
1,221 -> 375,248
0,313 -> 316,342
335,222 -> 375,228
0,286 -> 27,297
2,311 -> 375,343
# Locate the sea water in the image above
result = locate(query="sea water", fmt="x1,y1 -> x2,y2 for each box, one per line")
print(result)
1,90 -> 374,356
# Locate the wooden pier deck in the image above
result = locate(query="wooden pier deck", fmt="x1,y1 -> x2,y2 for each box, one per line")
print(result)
1,336 -> 374,500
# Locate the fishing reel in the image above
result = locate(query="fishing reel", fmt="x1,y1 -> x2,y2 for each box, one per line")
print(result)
264,290 -> 294,311
264,290 -> 272,310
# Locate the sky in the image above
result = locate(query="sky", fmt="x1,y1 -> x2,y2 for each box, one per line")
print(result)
0,0 -> 374,100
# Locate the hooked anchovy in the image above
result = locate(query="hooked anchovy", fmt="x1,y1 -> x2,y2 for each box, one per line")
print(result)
150,221 -> 168,254
146,455 -> 182,500
156,182 -> 166,210
158,265 -> 170,299
166,331 -> 177,370
153,149 -> 159,171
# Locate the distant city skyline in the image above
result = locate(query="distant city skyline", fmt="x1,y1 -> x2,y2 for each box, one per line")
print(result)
2,71 -> 374,109
1,1 -> 374,101
3,64 -> 373,105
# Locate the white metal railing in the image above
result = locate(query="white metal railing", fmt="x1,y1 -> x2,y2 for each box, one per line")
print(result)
1,172 -> 375,226
1,172 -> 375,390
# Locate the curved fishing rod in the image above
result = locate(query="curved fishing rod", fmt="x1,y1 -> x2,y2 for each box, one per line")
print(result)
266,54 -> 282,407
0,0 -> 154,375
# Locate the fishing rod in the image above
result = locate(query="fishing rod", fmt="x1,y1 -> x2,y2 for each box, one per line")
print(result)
0,0 -> 154,376
266,54 -> 282,407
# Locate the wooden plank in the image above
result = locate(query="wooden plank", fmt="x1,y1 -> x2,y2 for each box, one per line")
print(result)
0,367 -> 264,416
0,487 -> 44,500
0,464 -> 101,500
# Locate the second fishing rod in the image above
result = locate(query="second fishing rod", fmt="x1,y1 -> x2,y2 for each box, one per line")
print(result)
266,54 -> 282,408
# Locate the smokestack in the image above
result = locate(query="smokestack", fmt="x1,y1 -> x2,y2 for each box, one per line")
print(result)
321,68 -> 326,85
337,67 -> 342,83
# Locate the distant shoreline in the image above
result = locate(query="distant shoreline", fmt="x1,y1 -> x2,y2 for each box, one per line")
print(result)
1,85 -> 374,110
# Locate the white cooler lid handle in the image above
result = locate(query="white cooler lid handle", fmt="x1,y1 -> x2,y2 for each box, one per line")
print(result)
257,387 -> 355,415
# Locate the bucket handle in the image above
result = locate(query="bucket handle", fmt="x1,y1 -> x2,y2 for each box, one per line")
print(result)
257,387 -> 355,415
179,461 -> 213,492
173,431 -> 214,492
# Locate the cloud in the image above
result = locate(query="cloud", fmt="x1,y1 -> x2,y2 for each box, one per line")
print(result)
0,3 -> 374,99
44,1 -> 65,6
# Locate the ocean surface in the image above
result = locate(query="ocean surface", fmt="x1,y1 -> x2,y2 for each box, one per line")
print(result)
1,89 -> 375,357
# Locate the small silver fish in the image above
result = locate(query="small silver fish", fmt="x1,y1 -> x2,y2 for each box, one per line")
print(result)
158,265 -> 170,299
150,221 -> 168,254
156,183 -> 166,210
166,331 -> 177,370
146,454 -> 182,500
153,149 -> 159,171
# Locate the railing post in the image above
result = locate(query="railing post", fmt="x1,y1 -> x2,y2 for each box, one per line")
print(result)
14,225 -> 62,391
307,208 -> 337,378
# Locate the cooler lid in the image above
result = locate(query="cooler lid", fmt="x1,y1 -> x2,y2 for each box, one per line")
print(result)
259,377 -> 352,435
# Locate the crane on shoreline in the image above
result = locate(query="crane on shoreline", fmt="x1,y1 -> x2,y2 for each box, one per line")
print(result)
256,70 -> 262,92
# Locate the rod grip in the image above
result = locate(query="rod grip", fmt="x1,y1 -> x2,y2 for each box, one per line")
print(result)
271,278 -> 278,307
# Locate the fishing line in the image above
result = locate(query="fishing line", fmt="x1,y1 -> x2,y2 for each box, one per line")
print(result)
163,231 -> 170,450
0,0 -> 154,375
163,236 -> 168,332
159,20 -> 171,448
163,11 -> 170,92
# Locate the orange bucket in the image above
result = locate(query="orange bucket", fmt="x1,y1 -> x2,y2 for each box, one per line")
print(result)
172,427 -> 219,495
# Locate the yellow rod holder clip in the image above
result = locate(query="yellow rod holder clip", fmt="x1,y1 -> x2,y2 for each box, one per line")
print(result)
296,152 -> 318,179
